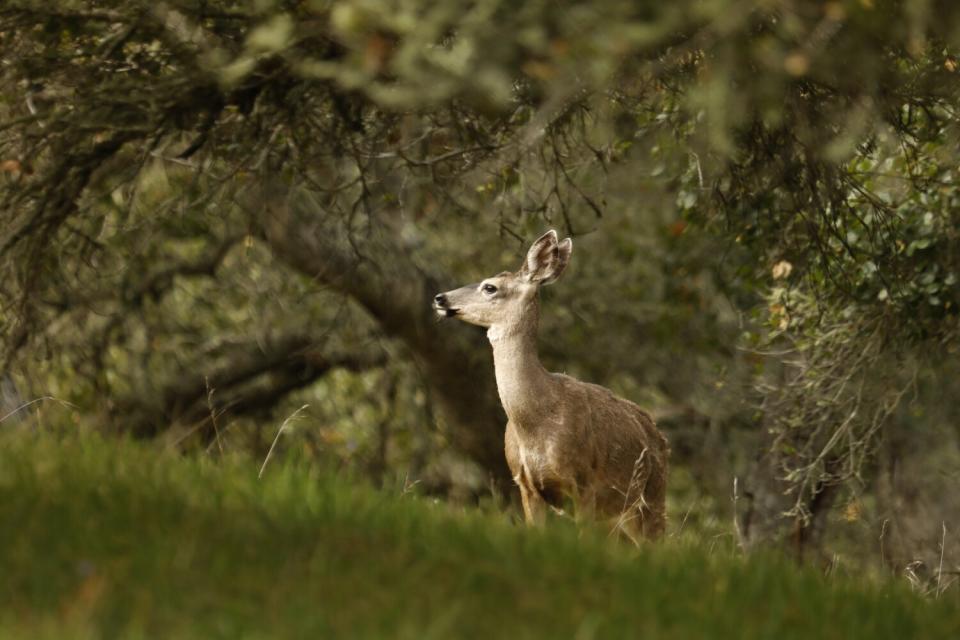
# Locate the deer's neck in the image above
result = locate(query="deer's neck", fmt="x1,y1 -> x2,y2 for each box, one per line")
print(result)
487,304 -> 554,427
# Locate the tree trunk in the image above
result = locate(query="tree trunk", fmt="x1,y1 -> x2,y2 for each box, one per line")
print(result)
738,442 -> 838,562
260,184 -> 512,491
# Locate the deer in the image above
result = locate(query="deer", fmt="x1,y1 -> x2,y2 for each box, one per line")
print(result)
433,230 -> 669,541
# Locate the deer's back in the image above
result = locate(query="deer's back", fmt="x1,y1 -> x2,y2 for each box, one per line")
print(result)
557,375 -> 668,505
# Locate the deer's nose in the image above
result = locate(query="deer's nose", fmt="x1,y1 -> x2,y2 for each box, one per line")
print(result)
434,293 -> 447,307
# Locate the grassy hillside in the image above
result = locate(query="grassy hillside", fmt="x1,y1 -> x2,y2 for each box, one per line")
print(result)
0,435 -> 956,639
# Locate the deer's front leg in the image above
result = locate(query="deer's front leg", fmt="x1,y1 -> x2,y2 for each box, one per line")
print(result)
518,477 -> 547,525
505,421 -> 543,524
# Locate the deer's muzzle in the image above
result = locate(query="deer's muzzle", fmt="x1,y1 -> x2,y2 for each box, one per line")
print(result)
432,292 -> 459,317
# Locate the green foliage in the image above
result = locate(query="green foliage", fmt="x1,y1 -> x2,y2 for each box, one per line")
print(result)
1,435 -> 957,639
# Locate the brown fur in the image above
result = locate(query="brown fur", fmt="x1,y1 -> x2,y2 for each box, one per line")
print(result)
434,230 -> 669,541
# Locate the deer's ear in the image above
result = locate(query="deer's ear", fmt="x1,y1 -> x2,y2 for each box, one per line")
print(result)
550,237 -> 573,283
520,230 -> 570,285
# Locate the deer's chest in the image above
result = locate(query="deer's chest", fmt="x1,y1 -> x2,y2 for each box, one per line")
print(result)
515,431 -> 575,493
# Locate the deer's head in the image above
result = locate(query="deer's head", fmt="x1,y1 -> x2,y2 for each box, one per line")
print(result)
433,230 -> 572,331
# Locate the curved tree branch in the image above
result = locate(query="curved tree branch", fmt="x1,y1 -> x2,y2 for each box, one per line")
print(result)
115,332 -> 386,441
260,184 -> 511,489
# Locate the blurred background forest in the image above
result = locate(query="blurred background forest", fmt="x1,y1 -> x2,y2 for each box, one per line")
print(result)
2,0 -> 960,586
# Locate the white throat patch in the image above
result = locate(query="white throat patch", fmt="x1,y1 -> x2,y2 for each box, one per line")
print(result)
487,325 -> 507,342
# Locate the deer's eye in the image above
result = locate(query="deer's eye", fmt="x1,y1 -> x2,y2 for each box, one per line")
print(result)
481,283 -> 498,295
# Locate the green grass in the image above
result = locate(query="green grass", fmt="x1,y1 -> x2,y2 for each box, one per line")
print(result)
0,435 -> 957,639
